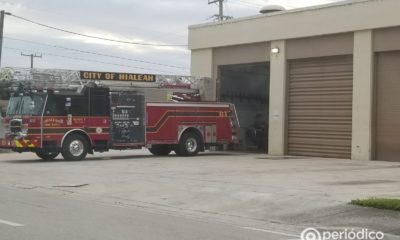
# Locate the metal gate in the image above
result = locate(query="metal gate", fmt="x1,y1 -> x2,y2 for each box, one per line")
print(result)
375,51 -> 400,161
287,56 -> 353,158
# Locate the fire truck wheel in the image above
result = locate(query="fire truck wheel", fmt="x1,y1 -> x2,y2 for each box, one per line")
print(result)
177,132 -> 201,156
61,134 -> 88,161
35,149 -> 60,160
148,145 -> 172,156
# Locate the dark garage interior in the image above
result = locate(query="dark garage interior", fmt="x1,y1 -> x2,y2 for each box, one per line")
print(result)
219,62 -> 270,151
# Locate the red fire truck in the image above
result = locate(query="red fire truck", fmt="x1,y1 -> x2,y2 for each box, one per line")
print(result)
0,85 -> 239,161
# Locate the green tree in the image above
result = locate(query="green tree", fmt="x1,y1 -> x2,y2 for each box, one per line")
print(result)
0,68 -> 13,100
0,80 -> 12,100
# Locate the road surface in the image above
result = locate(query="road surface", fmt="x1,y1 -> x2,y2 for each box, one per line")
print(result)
1,150 -> 400,239
0,186 -> 296,240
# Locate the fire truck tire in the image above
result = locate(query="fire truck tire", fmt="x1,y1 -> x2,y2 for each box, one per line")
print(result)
148,145 -> 172,156
61,134 -> 88,161
35,149 -> 60,160
176,132 -> 201,156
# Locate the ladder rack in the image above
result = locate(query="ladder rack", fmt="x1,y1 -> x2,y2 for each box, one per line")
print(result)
0,67 -> 200,92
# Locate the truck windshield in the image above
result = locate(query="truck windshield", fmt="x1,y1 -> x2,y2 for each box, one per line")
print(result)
7,94 -> 47,116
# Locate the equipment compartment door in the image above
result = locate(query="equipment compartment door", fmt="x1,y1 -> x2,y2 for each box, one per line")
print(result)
110,92 -> 145,145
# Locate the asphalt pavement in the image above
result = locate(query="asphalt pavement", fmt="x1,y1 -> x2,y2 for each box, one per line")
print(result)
1,150 -> 400,239
0,186 -> 297,240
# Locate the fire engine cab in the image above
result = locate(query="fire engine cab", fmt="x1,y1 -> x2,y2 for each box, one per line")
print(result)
0,84 -> 239,161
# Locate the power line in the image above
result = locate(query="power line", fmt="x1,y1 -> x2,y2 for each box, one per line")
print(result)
12,6 -> 188,39
7,13 -> 188,47
4,36 -> 189,70
3,46 -> 183,74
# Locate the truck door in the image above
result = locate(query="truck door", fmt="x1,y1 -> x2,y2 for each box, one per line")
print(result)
110,92 -> 145,146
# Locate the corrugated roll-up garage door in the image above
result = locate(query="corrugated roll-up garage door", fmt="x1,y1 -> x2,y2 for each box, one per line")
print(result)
288,55 -> 353,158
376,51 -> 400,161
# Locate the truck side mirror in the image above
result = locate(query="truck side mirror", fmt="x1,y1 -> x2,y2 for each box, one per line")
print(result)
30,101 -> 35,110
65,97 -> 71,112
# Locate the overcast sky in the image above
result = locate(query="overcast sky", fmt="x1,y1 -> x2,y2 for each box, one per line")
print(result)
0,0 -> 344,75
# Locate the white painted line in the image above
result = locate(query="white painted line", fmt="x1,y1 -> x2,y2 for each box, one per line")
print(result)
242,227 -> 299,238
0,219 -> 24,227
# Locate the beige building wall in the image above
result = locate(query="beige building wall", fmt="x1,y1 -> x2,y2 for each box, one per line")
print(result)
190,49 -> 215,100
193,43 -> 271,101
286,33 -> 354,59
191,49 -> 213,78
374,26 -> 400,52
189,0 -> 400,160
274,33 -> 354,156
268,40 -> 287,155
213,43 -> 270,102
213,43 -> 270,79
352,30 -> 374,161
189,0 -> 400,50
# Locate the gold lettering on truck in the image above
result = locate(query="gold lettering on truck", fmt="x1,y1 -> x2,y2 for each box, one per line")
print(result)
81,71 -> 156,82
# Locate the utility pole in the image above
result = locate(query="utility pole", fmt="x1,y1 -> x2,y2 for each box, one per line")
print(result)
21,53 -> 42,69
0,10 -> 11,68
208,0 -> 232,21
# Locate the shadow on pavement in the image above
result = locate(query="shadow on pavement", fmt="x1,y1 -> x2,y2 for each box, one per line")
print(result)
2,152 -> 250,164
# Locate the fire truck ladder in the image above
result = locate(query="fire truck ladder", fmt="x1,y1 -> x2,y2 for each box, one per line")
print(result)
1,67 -> 203,92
